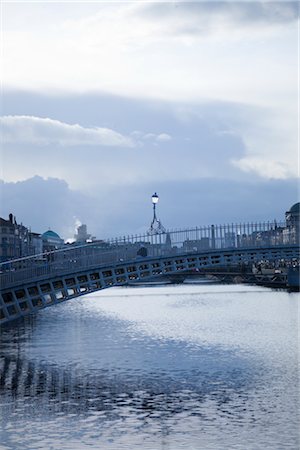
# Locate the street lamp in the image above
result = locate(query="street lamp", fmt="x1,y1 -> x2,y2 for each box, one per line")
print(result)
148,192 -> 166,235
152,192 -> 159,205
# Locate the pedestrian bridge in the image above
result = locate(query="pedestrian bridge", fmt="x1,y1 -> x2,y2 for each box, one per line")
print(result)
1,221 -> 299,325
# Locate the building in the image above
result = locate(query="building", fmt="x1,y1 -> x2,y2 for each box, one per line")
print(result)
74,224 -> 90,243
285,202 -> 300,227
224,232 -> 236,248
29,232 -> 43,255
74,224 -> 95,243
0,214 -> 43,262
0,215 -> 21,261
42,230 -> 65,252
0,214 -> 65,260
283,202 -> 300,244
183,238 -> 210,252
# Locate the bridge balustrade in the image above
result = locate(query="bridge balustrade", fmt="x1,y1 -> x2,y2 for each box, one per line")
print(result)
0,249 -> 299,324
0,220 -> 298,290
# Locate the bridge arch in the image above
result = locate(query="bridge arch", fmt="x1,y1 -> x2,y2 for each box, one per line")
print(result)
1,245 -> 298,325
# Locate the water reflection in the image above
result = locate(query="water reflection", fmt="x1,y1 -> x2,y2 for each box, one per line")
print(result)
0,352 -> 259,448
0,340 -> 255,416
0,285 -> 299,450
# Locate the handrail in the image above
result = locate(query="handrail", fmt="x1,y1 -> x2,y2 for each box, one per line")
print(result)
0,220 -> 290,266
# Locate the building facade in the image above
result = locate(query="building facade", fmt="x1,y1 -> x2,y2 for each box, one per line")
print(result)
0,214 -> 43,262
283,202 -> 300,244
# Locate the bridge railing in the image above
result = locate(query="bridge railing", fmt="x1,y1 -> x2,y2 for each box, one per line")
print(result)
0,221 -> 298,288
105,221 -> 293,251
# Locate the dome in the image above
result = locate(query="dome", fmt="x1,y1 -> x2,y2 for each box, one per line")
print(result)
42,230 -> 61,239
289,202 -> 300,214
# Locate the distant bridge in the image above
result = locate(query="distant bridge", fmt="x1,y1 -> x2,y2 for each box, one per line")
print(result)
1,221 -> 299,325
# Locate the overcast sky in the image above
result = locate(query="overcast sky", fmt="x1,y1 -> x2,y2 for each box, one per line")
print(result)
0,1 -> 299,239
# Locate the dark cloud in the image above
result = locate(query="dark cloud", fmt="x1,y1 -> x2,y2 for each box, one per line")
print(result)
2,90 -> 250,185
1,90 -> 296,240
0,177 -> 91,239
136,1 -> 298,36
0,176 -> 297,240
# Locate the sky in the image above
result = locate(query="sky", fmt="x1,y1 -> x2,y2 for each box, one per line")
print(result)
0,1 -> 299,239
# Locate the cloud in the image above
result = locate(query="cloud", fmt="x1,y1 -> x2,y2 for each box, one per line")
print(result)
130,131 -> 172,143
0,115 -> 134,147
1,94 -> 250,188
3,1 -> 297,107
0,176 -> 93,240
0,176 -> 298,239
1,4 -> 297,242
2,90 -> 297,186
136,2 -> 298,37
232,157 -> 295,180
156,133 -> 172,142
0,115 -> 172,152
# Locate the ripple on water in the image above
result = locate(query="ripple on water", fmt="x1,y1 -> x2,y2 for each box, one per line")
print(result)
0,284 -> 299,450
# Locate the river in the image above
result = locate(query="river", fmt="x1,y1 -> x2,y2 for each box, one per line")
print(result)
0,282 -> 299,450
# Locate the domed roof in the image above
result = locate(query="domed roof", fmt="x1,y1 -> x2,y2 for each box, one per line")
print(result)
42,230 -> 61,239
289,202 -> 300,214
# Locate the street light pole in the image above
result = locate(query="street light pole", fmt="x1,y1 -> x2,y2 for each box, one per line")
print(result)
151,192 -> 158,226
148,192 -> 166,235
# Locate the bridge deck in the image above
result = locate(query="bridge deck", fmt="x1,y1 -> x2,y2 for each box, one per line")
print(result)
1,244 -> 299,325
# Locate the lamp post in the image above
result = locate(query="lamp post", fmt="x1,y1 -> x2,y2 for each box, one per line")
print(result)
148,192 -> 166,235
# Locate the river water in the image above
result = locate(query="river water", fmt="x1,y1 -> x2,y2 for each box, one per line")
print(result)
0,282 -> 299,450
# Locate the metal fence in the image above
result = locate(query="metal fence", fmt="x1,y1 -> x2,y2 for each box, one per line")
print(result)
0,221 -> 298,288
106,221 -> 292,248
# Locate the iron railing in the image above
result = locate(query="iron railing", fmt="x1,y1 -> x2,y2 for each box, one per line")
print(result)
0,221 -> 298,288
